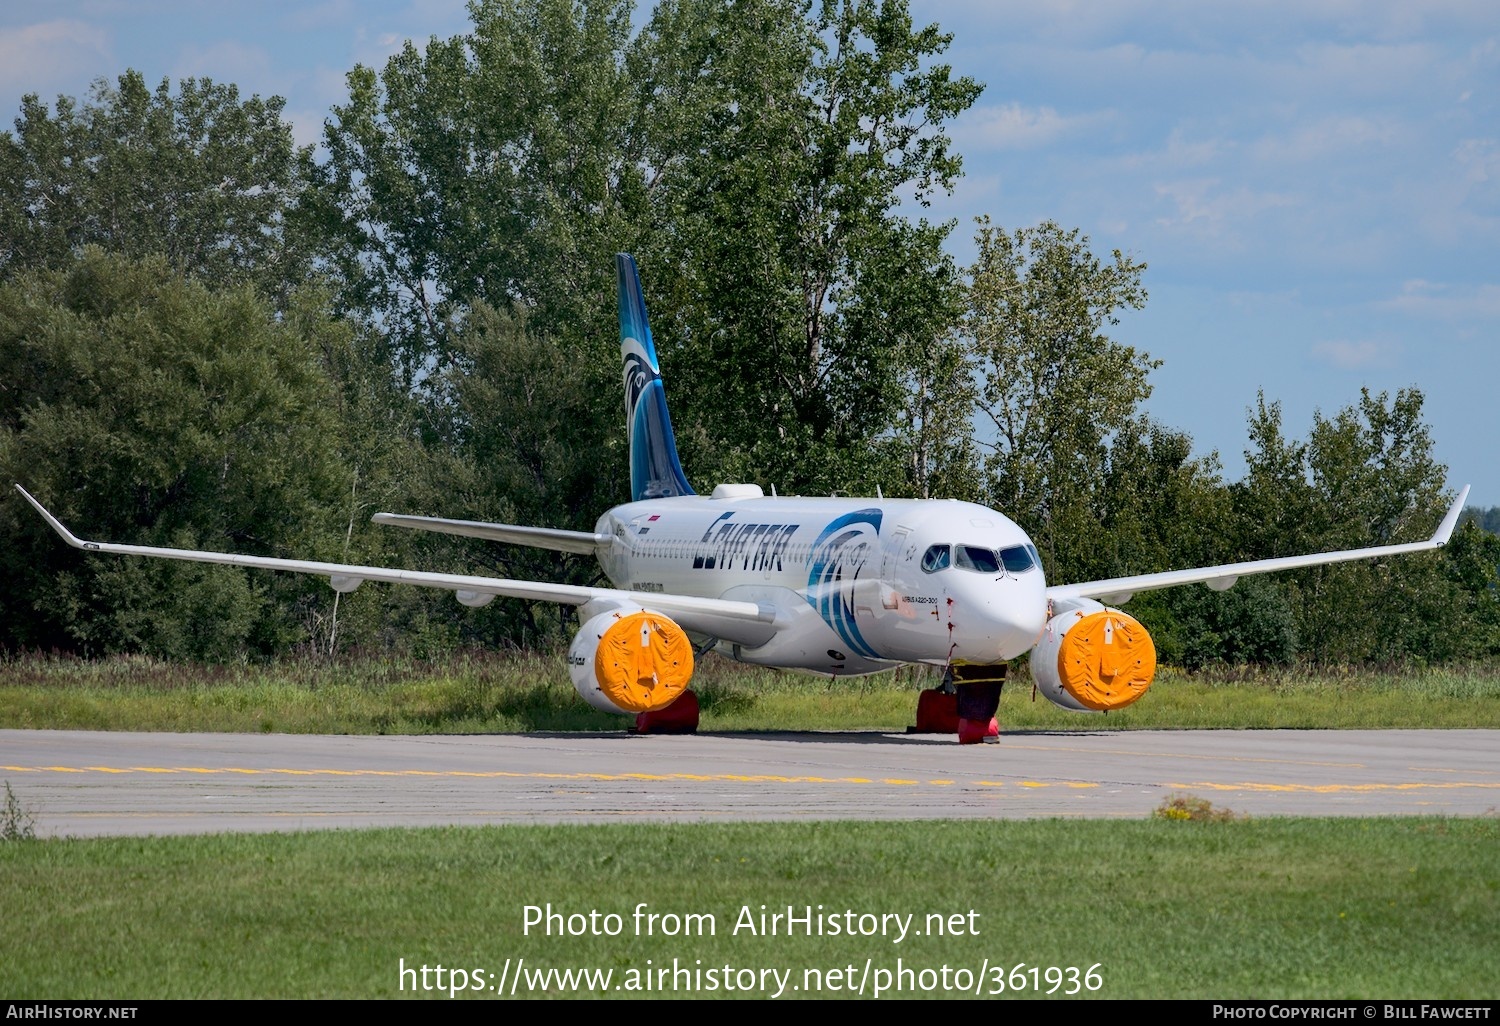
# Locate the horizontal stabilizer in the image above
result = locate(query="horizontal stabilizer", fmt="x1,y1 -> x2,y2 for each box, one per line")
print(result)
370,512 -> 610,555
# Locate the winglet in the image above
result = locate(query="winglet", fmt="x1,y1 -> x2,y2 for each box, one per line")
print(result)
1432,484 -> 1470,546
14,484 -> 94,550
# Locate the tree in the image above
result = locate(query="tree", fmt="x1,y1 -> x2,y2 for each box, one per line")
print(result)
630,0 -> 981,493
1228,394 -> 1321,562
410,299 -> 629,646
308,0 -> 645,387
1135,576 -> 1298,671
1070,415 -> 1256,668
1298,388 -> 1453,663
1307,388 -> 1446,548
1439,522 -> 1500,658
962,217 -> 1152,581
0,71 -> 314,303
1458,507 -> 1500,533
0,251 -> 350,658
310,0 -> 981,513
891,331 -> 981,501
1231,387 -> 1458,664
1096,417 -> 1230,577
305,0 -> 663,649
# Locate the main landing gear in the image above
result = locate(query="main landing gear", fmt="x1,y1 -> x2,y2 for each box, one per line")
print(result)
631,664 -> 1008,742
911,664 -> 1005,744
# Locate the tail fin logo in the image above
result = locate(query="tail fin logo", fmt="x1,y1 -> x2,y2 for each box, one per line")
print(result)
618,254 -> 694,502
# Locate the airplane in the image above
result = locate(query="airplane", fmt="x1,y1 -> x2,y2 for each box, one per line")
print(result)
15,254 -> 1471,744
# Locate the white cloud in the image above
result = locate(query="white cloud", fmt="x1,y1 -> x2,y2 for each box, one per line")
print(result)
283,106 -> 329,150
1311,339 -> 1395,369
957,102 -> 1102,150
281,0 -> 356,33
0,20 -> 111,101
1153,179 -> 1297,242
309,66 -> 353,109
340,0 -> 471,68
172,40 -> 274,87
1454,137 -> 1499,185
349,27 -> 429,70
1289,41 -> 1443,96
1393,137 -> 1500,247
918,1 -> 1500,49
1380,280 -> 1500,318
1248,115 -> 1402,164
1113,128 -> 1225,173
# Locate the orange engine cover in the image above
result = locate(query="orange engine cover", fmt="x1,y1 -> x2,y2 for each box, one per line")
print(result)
1032,607 -> 1156,712
568,607 -> 695,714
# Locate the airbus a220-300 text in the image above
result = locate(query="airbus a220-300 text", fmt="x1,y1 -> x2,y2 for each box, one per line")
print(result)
17,255 -> 1469,742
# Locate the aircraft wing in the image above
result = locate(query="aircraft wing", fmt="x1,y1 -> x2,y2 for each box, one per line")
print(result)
371,511 -> 611,554
1047,485 -> 1470,605
15,485 -> 775,642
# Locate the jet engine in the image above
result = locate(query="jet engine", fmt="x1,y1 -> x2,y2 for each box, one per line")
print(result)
1032,601 -> 1156,712
568,605 -> 694,715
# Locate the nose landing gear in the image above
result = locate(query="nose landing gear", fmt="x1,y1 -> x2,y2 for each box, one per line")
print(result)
910,664 -> 1005,743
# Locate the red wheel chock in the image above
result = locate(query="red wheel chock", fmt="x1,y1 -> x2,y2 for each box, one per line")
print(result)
633,689 -> 700,734
910,688 -> 960,734
957,716 -> 1000,745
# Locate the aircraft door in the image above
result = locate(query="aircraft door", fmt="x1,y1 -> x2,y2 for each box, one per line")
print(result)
883,528 -> 911,591
626,516 -> 646,555
866,526 -> 912,618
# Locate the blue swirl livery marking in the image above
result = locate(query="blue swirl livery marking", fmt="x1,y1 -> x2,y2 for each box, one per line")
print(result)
618,253 -> 693,502
806,508 -> 884,660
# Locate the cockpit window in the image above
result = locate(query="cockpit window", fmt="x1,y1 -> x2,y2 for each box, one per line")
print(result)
920,544 -> 950,573
954,545 -> 1000,573
999,545 -> 1035,573
929,542 -> 1039,575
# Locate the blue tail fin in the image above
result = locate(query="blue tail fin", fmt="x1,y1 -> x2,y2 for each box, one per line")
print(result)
618,253 -> 694,502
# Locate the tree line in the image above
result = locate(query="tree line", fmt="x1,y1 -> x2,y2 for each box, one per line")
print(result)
1,0 -> 1496,666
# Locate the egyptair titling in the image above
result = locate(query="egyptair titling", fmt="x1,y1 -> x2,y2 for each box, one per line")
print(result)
16,254 -> 1470,743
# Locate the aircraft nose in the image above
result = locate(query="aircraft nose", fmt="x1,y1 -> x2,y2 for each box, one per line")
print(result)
997,575 -> 1048,656
947,572 -> 1048,662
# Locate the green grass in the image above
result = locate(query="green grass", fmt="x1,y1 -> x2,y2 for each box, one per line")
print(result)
1,817 -> 1496,999
3,656 -> 1495,999
1,651 -> 1498,733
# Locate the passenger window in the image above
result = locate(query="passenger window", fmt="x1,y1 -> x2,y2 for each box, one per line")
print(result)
920,545 -> 950,573
955,546 -> 1000,573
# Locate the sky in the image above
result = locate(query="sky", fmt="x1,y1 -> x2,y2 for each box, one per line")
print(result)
2,0 -> 1496,508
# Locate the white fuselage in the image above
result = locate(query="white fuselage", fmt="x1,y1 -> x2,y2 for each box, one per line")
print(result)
593,493 -> 1049,676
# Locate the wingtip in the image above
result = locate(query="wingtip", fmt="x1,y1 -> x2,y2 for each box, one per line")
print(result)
1433,484 -> 1471,546
13,483 -> 87,548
